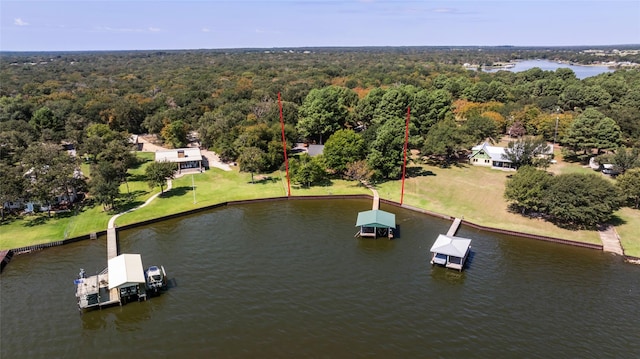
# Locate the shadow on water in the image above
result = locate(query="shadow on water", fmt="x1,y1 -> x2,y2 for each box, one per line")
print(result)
464,250 -> 476,269
356,237 -> 396,253
81,300 -> 155,332
113,301 -> 153,332
167,277 -> 178,289
429,266 -> 467,284
393,224 -> 401,239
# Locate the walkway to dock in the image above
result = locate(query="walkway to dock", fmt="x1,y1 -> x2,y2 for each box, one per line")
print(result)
106,178 -> 174,259
447,218 -> 462,237
598,225 -> 624,256
360,181 -> 380,210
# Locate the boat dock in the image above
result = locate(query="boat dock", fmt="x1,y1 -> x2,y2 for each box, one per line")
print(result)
75,269 -> 121,310
429,217 -> 471,272
107,227 -> 118,260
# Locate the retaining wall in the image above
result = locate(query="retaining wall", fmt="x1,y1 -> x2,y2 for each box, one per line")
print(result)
4,195 -> 631,271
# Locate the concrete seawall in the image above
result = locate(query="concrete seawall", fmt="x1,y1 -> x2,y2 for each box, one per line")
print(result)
5,194 -> 636,273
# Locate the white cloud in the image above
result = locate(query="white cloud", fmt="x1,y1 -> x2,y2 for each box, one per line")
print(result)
14,18 -> 29,26
93,26 -> 161,33
201,27 -> 210,33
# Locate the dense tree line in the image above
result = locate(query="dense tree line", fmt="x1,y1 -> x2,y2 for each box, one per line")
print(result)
1,47 -> 640,224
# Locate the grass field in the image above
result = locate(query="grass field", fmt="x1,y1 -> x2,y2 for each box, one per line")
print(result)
2,152 -> 638,255
376,163 -> 601,244
616,207 -> 640,257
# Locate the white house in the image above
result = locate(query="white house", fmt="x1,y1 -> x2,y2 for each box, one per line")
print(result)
155,148 -> 203,174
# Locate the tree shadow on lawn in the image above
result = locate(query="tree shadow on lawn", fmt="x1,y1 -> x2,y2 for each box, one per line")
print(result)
406,166 -> 436,177
422,157 -> 470,169
130,157 -> 152,170
23,214 -> 50,227
605,215 -> 627,227
159,186 -> 191,198
247,175 -> 280,185
127,174 -> 148,182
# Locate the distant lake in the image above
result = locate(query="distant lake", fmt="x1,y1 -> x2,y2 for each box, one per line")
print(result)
483,59 -> 614,79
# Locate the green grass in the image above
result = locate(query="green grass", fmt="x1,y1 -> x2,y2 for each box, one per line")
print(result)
116,169 -> 371,226
376,163 -> 600,244
616,207 -> 640,257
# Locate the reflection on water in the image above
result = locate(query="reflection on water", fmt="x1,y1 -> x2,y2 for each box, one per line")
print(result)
2,199 -> 640,358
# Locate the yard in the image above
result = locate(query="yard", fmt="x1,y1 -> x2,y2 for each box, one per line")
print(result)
1,152 -> 639,258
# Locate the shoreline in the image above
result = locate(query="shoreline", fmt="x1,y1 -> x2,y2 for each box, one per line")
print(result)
4,194 -> 637,273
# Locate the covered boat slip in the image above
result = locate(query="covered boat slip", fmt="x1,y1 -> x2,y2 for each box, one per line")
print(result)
355,209 -> 396,239
108,253 -> 147,302
430,234 -> 472,271
76,254 -> 147,310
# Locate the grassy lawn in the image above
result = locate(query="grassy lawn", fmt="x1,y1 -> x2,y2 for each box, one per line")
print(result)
615,207 -> 640,257
116,168 -> 371,226
3,151 -> 640,255
376,163 -> 601,244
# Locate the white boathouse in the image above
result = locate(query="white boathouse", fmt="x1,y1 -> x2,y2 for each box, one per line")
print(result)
430,234 -> 472,271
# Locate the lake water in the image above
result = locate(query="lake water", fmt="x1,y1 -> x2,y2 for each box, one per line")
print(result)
484,59 -> 614,79
1,199 -> 639,358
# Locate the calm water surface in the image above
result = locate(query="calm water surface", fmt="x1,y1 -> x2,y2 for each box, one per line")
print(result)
1,199 -> 639,358
484,59 -> 614,79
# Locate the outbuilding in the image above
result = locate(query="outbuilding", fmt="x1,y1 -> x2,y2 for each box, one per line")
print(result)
429,234 -> 472,271
108,253 -> 147,302
355,209 -> 396,239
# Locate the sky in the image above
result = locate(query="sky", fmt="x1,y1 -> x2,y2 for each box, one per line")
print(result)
1,0 -> 639,52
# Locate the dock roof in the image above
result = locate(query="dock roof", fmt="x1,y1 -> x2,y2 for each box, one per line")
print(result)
108,253 -> 145,289
430,234 -> 471,258
355,209 -> 396,229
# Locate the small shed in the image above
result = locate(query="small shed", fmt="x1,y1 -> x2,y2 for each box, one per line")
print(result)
108,253 -> 146,301
430,234 -> 472,271
355,209 -> 396,239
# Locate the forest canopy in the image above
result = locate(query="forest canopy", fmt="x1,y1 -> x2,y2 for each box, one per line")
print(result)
1,47 -> 639,217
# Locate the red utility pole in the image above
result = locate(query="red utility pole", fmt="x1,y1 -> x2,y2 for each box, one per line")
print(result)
278,93 -> 291,197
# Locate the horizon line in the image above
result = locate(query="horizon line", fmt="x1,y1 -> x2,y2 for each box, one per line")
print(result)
2,44 -> 640,54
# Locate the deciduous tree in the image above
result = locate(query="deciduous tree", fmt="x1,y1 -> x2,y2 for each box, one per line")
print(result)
297,86 -> 357,144
145,161 -> 176,193
323,129 -> 366,175
563,108 -> 621,157
238,147 -> 267,183
290,154 -> 328,188
544,173 -> 621,228
502,136 -> 550,169
504,166 -> 552,214
617,169 -> 640,209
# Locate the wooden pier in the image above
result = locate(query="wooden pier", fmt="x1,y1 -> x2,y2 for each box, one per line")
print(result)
372,191 -> 380,210
107,227 -> 118,260
447,218 -> 462,236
